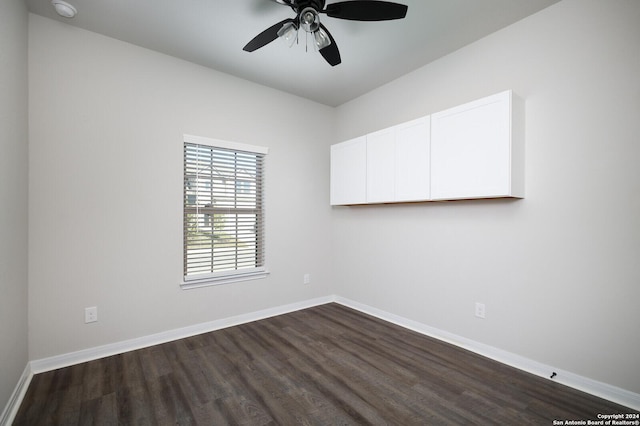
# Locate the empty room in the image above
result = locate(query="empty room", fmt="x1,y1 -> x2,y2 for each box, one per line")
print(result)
1,0 -> 639,424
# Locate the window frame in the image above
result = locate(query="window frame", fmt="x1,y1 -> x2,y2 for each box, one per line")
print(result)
181,134 -> 269,289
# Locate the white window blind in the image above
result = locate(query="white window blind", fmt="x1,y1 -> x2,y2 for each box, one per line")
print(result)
183,135 -> 268,286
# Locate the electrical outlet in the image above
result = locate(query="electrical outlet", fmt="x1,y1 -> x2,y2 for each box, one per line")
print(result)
303,273 -> 311,285
85,306 -> 98,323
475,302 -> 486,319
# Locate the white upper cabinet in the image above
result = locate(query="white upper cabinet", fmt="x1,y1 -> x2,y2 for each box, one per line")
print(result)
366,117 -> 431,203
366,127 -> 396,203
330,136 -> 367,205
430,90 -> 524,200
330,90 -> 524,205
394,117 -> 431,202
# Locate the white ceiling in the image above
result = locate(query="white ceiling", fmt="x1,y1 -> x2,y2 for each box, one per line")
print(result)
26,0 -> 560,106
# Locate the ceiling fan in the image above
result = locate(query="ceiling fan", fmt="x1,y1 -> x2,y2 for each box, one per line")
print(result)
243,0 -> 408,66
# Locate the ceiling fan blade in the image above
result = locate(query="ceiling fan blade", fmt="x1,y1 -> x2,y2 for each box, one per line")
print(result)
323,1 -> 408,21
243,18 -> 295,52
318,24 -> 341,66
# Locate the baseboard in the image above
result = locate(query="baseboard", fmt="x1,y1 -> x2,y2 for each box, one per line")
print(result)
334,296 -> 640,411
21,294 -> 640,415
30,295 -> 334,374
0,363 -> 33,426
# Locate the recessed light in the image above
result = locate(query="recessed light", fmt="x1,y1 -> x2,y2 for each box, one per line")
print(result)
51,0 -> 77,18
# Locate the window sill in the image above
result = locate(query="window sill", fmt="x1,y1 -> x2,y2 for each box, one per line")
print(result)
180,270 -> 270,290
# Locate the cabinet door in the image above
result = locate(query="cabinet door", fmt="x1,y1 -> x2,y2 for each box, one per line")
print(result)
366,128 -> 395,203
330,136 -> 367,205
395,117 -> 430,202
431,91 -> 512,200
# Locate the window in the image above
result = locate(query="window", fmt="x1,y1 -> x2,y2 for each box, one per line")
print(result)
182,134 -> 268,288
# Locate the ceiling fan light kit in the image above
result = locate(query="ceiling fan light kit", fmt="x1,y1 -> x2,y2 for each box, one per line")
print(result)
244,0 -> 408,66
277,21 -> 299,47
313,27 -> 332,50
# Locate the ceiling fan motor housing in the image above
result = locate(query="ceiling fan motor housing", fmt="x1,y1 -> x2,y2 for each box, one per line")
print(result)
300,8 -> 320,32
293,1 -> 326,34
292,0 -> 326,14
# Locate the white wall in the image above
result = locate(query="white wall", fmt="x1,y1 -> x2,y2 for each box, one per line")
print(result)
333,0 -> 640,394
0,0 -> 29,412
28,14 -> 335,360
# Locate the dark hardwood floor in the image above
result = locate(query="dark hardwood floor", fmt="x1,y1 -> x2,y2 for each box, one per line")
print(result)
14,303 -> 637,425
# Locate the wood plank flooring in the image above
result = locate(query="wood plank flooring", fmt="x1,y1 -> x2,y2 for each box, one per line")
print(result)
14,303 -> 637,425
